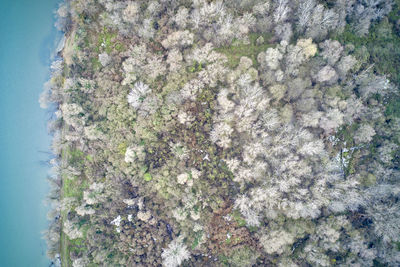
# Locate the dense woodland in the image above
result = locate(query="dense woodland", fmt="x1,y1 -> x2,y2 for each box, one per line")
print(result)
41,0 -> 400,266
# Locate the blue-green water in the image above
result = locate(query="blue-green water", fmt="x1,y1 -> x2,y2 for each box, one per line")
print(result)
0,0 -> 59,266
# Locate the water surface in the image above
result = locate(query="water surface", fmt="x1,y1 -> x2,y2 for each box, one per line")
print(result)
0,0 -> 59,265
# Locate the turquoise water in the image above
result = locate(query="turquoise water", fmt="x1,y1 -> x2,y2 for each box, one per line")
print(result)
0,0 -> 59,266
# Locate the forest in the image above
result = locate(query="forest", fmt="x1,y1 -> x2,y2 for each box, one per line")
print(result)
41,0 -> 400,266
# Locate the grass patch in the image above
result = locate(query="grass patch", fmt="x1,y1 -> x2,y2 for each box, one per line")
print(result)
65,148 -> 85,168
60,231 -> 72,267
215,33 -> 274,68
63,177 -> 79,198
61,148 -> 90,202
95,27 -> 125,54
69,237 -> 87,254
62,176 -> 89,201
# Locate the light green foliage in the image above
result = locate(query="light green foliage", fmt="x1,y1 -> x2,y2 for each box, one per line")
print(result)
143,173 -> 153,182
117,142 -> 127,155
188,61 -> 203,73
